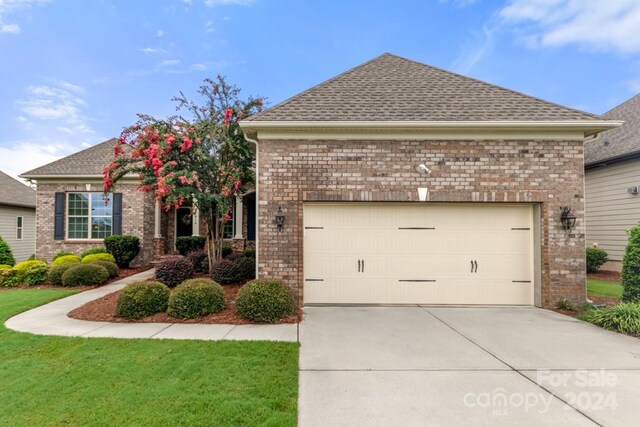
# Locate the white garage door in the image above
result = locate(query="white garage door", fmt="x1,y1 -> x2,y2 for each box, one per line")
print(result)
303,203 -> 534,305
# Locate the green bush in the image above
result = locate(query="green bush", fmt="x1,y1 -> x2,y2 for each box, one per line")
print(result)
51,254 -> 82,267
0,266 -> 17,287
80,247 -> 108,258
210,259 -> 243,285
0,264 -> 11,270
222,244 -> 233,259
236,279 -> 296,323
61,264 -> 109,287
82,253 -> 116,264
53,251 -> 73,261
48,263 -> 78,286
580,303 -> 640,334
622,224 -> 640,302
90,260 -> 119,279
0,235 -> 15,266
115,281 -> 170,319
243,248 -> 256,258
554,298 -> 575,311
168,278 -> 225,319
13,260 -> 48,283
175,236 -> 206,256
104,235 -> 140,268
236,256 -> 256,282
186,249 -> 209,273
155,256 -> 194,288
586,247 -> 608,273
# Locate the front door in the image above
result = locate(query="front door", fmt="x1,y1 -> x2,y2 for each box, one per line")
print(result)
176,207 -> 193,239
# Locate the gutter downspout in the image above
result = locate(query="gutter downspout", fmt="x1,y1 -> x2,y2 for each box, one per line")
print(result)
243,131 -> 259,280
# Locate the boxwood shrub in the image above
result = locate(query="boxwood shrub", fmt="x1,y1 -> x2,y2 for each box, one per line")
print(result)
236,279 -> 296,323
236,256 -> 256,282
186,249 -> 209,273
243,248 -> 256,258
175,236 -> 206,256
52,254 -> 82,267
82,253 -> 116,264
80,247 -> 107,258
155,256 -> 194,288
210,259 -> 243,285
48,263 -> 78,286
168,278 -> 225,319
90,260 -> 119,279
586,247 -> 608,273
222,244 -> 233,259
13,260 -> 48,285
0,235 -> 15,266
53,251 -> 73,261
104,235 -> 140,268
0,267 -> 17,287
61,263 -> 109,287
115,281 -> 170,319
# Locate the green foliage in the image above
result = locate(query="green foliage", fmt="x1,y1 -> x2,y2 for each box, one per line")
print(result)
0,267 -> 17,287
0,264 -> 11,270
186,249 -> 208,273
586,247 -> 608,273
53,251 -> 74,261
115,281 -> 170,319
51,254 -> 82,267
175,236 -> 206,256
27,254 -> 37,260
82,253 -> 116,264
61,264 -> 109,287
168,278 -> 225,319
243,248 -> 255,258
210,259 -> 243,285
236,279 -> 296,323
80,247 -> 108,258
90,260 -> 119,279
222,244 -> 233,259
104,235 -> 140,268
580,303 -> 640,334
22,264 -> 49,286
48,263 -> 79,286
622,224 -> 640,302
554,298 -> 575,311
0,235 -> 15,266
587,279 -> 623,299
155,256 -> 194,287
236,256 -> 256,282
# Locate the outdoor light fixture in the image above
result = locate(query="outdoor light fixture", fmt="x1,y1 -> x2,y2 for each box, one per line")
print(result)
275,206 -> 285,231
560,206 -> 577,232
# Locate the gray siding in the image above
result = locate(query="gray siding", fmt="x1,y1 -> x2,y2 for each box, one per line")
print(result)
585,158 -> 640,261
0,205 -> 36,263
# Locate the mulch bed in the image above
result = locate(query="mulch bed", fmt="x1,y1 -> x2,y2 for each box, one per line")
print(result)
68,284 -> 302,325
588,294 -> 620,307
588,270 -> 621,282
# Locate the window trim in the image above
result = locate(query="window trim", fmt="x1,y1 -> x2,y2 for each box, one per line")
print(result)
223,208 -> 234,239
65,192 -> 113,241
16,216 -> 23,240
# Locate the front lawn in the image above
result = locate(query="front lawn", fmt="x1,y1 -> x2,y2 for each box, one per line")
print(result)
0,290 -> 298,426
587,279 -> 624,299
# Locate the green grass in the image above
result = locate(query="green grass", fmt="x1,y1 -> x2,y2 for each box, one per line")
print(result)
587,279 -> 624,299
0,289 -> 299,426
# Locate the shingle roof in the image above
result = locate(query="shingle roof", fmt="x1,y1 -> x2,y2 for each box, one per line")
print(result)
245,53 -> 600,122
0,170 -> 36,208
585,94 -> 640,166
21,138 -> 117,178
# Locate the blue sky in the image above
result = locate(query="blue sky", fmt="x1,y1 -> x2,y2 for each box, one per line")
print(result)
1,0 -> 640,179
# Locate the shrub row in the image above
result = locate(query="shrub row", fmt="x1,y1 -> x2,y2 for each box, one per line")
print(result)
154,254 -> 255,288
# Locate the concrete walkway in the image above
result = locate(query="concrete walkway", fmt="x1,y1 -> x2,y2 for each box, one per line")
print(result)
299,306 -> 640,426
5,269 -> 298,342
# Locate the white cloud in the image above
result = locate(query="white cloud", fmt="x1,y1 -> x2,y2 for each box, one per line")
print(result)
0,139 -> 74,180
500,0 -> 640,53
452,25 -> 496,74
205,20 -> 214,33
156,29 -> 166,37
0,0 -> 51,35
158,59 -> 180,67
139,46 -> 168,54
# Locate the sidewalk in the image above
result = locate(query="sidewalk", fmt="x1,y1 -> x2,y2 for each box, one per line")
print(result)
5,269 -> 298,342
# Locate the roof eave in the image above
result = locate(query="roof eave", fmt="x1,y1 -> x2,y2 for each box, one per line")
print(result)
585,150 -> 640,169
0,201 -> 36,209
19,174 -> 139,181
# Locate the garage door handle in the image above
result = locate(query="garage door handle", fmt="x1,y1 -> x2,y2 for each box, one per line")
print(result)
474,260 -> 478,273
358,260 -> 361,272
471,260 -> 474,273
362,259 -> 365,273
471,260 -> 478,273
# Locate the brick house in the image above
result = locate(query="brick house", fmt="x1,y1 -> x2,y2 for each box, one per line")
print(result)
21,140 -> 255,266
239,53 -> 620,308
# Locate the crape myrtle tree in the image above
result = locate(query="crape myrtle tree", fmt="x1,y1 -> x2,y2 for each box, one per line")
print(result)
103,76 -> 263,271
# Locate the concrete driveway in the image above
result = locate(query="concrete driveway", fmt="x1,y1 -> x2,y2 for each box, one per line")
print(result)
299,306 -> 640,426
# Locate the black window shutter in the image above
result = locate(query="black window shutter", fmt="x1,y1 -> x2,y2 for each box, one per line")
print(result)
54,192 -> 65,240
112,193 -> 123,235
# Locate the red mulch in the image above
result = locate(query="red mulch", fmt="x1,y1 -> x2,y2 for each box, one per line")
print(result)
588,270 -> 621,282
68,284 -> 302,325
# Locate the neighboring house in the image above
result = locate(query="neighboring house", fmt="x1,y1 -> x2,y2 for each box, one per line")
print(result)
239,53 -> 619,308
0,170 -> 36,262
584,93 -> 640,271
20,139 -> 255,267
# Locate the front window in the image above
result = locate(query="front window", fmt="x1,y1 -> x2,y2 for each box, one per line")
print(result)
67,193 -> 113,240
223,209 -> 234,239
16,217 -> 23,240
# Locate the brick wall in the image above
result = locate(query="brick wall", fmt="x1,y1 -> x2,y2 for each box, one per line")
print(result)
257,139 -> 586,308
35,182 -> 156,266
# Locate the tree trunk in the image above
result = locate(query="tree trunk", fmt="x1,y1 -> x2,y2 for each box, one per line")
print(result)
205,210 -> 217,273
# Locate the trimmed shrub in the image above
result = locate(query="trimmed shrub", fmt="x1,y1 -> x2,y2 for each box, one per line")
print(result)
186,249 -> 209,273
243,248 -> 256,258
90,260 -> 119,279
104,235 -> 140,268
580,303 -> 640,334
210,259 -> 243,285
222,244 -> 233,259
155,256 -> 194,288
622,224 -> 640,302
168,278 -> 225,319
0,264 -> 11,270
236,280 -> 296,323
115,281 -> 170,319
53,251 -> 74,261
175,236 -> 206,256
82,253 -> 116,264
236,256 -> 256,282
22,264 -> 49,286
0,235 -> 15,266
586,247 -> 608,273
13,260 -> 48,281
48,263 -> 78,286
0,266 -> 17,287
51,254 -> 82,267
80,247 -> 107,258
61,264 -> 109,287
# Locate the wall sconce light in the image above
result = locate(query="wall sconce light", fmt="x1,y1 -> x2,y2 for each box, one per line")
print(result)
275,206 -> 285,231
560,206 -> 577,232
